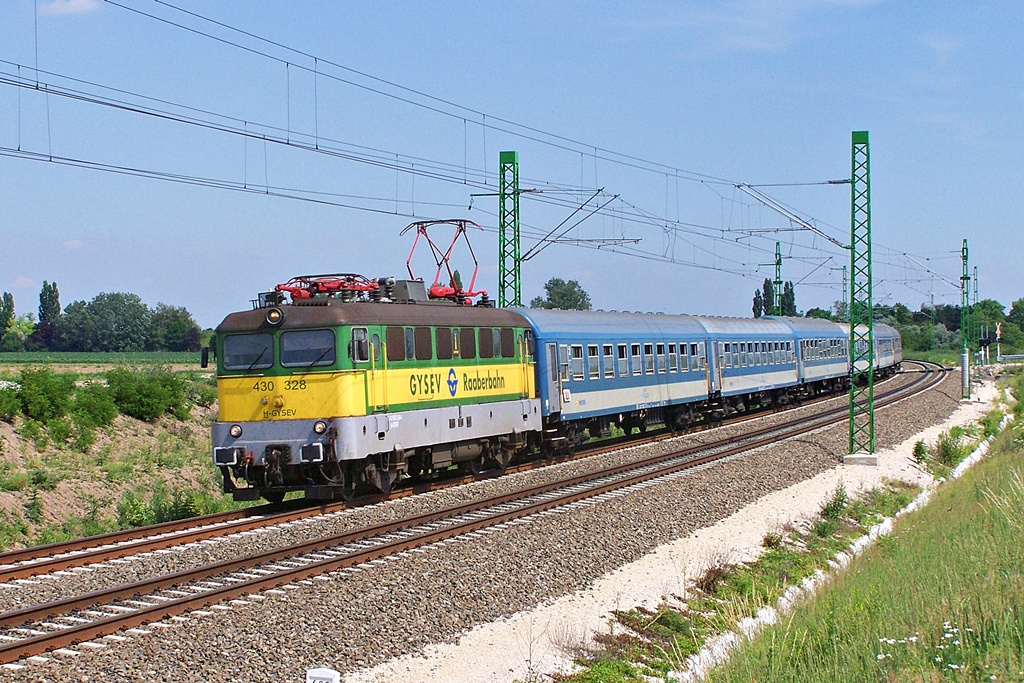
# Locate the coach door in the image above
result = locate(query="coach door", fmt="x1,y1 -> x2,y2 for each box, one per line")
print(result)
708,341 -> 721,395
545,343 -> 562,414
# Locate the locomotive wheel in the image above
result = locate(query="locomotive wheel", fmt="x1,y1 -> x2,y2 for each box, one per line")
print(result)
459,459 -> 483,476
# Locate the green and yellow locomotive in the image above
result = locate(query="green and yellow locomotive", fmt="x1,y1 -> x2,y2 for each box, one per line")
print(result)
209,275 -> 540,502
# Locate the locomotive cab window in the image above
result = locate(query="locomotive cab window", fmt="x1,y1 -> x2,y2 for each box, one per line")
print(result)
223,333 -> 274,371
350,328 -> 369,363
281,329 -> 336,368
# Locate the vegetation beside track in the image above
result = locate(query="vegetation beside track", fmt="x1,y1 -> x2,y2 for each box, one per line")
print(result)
554,377 -> 1022,683
0,364 -> 244,550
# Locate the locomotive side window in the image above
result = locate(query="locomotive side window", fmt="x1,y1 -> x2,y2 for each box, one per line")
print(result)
617,344 -> 628,377
414,327 -> 432,360
588,345 -> 600,379
603,345 -> 614,377
281,329 -> 336,368
223,333 -> 274,370
494,329 -> 504,357
460,328 -> 476,359
500,328 -> 515,358
478,327 -> 493,358
386,327 -> 405,362
436,328 -> 453,360
350,328 -> 369,363
571,345 -> 584,380
631,344 -> 641,376
405,328 -> 415,360
370,334 -> 381,363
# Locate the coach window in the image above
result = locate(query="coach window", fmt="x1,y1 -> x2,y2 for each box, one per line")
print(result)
760,342 -> 767,365
721,343 -> 730,369
559,345 -> 569,381
414,327 -> 432,361
745,342 -> 753,367
655,343 -> 666,373
460,328 -> 476,359
436,328 -> 453,360
617,344 -> 629,377
350,328 -> 369,363
631,344 -> 641,375
603,345 -> 614,378
224,332 -> 274,370
386,327 -> 405,362
588,345 -> 600,379
478,327 -> 493,358
570,345 -> 585,380
689,343 -> 699,370
668,344 -> 677,373
643,343 -> 654,374
680,343 -> 689,372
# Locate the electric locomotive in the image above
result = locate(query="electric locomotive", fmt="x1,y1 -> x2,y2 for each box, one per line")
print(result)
209,275 -> 540,502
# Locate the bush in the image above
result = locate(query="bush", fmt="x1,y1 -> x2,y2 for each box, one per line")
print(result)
116,491 -> 152,529
820,484 -> 848,521
913,439 -> 928,464
105,367 -> 188,421
46,418 -> 72,445
187,379 -> 217,408
18,368 -> 74,422
72,382 -> 118,429
935,430 -> 966,467
0,389 -> 19,422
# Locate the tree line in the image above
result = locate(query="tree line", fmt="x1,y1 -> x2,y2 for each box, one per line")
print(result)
0,282 -> 202,353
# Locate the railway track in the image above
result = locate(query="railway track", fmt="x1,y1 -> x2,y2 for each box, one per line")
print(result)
0,368 -> 906,585
0,361 -> 946,666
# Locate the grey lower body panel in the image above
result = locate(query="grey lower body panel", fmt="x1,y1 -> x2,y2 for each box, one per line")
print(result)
213,398 -> 542,466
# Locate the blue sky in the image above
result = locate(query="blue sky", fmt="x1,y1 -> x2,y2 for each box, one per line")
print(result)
1,0 -> 1021,328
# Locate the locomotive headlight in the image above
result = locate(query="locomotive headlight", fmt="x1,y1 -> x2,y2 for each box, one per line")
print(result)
313,420 -> 328,435
229,424 -> 243,438
265,307 -> 284,326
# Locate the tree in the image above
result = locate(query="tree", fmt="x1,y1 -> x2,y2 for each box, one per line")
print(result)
1,314 -> 36,352
529,278 -> 592,311
752,289 -> 764,318
55,292 -> 151,352
805,307 -> 833,320
26,281 -> 61,351
761,279 -> 776,316
0,292 -> 13,334
148,303 -> 202,351
781,281 -> 797,316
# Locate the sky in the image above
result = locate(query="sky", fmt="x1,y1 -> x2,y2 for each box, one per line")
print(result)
0,0 -> 1021,329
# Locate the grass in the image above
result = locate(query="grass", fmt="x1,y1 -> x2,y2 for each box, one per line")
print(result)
708,424 -> 1024,683
559,480 -> 919,681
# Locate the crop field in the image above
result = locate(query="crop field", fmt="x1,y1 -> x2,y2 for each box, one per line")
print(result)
0,352 -> 200,372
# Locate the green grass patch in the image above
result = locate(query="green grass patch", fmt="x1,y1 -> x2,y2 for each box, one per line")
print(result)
561,479 -> 923,682
709,427 -> 1024,682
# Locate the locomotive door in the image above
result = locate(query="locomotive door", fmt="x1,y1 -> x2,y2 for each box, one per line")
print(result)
369,333 -> 386,412
545,343 -> 562,414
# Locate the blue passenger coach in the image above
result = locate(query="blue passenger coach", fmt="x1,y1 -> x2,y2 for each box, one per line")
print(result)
512,309 -> 711,444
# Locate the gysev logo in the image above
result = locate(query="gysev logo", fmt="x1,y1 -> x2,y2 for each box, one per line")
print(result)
447,368 -> 458,396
